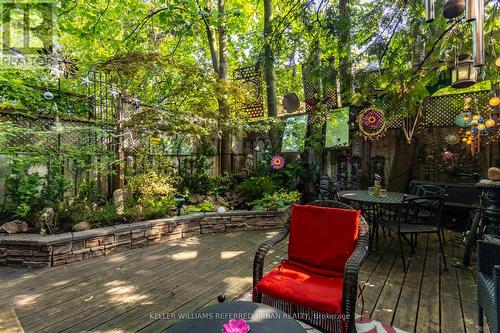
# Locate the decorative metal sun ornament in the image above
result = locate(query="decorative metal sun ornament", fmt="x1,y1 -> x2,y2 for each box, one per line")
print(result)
357,107 -> 387,140
270,155 -> 285,170
38,46 -> 78,79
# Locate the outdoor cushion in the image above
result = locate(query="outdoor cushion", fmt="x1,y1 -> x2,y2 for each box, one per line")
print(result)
288,204 -> 360,275
255,260 -> 344,314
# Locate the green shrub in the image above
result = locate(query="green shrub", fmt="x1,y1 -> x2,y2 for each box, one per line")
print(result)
127,171 -> 176,200
251,191 -> 301,211
237,176 -> 277,201
184,200 -> 215,214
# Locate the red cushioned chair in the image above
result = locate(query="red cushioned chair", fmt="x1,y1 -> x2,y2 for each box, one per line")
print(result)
253,201 -> 369,333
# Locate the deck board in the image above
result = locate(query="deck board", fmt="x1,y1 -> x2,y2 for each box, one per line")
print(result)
0,229 -> 480,333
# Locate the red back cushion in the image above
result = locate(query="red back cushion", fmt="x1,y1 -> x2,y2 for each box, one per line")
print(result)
288,204 -> 360,274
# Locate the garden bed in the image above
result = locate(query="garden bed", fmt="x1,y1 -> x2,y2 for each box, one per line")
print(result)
0,210 -> 285,268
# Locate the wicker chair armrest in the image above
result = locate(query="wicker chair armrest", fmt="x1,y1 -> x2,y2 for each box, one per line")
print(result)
477,240 -> 500,275
252,226 -> 289,289
342,218 -> 370,331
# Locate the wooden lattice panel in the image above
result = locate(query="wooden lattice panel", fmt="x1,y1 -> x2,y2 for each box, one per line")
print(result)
234,65 -> 264,119
301,61 -> 338,116
424,91 -> 489,127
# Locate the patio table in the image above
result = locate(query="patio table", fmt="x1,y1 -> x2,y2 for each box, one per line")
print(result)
168,301 -> 307,333
338,190 -> 419,250
338,190 -> 418,205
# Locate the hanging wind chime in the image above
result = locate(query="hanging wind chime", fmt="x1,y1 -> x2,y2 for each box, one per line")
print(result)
425,0 -> 484,67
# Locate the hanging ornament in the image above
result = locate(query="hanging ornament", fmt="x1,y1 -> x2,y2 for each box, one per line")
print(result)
485,118 -> 496,128
455,112 -> 471,127
357,107 -> 387,141
472,0 -> 484,66
489,96 -> 500,107
445,133 -> 460,145
465,0 -> 476,21
477,123 -> 486,131
43,91 -> 54,100
451,54 -> 477,88
425,0 -> 435,22
496,57 -> 500,68
81,76 -> 92,86
443,0 -> 465,19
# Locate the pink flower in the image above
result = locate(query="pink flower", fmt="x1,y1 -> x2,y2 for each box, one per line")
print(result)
222,319 -> 250,333
271,155 -> 285,170
442,151 -> 454,161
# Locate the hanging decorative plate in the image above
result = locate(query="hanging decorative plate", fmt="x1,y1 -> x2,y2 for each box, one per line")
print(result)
357,107 -> 387,140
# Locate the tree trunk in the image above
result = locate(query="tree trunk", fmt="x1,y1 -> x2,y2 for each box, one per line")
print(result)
264,0 -> 277,118
337,0 -> 351,105
217,0 -> 232,173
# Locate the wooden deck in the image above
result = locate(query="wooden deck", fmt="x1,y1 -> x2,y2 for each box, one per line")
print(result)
0,229 -> 482,333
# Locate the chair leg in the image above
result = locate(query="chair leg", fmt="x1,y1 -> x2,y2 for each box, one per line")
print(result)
437,231 -> 448,271
397,234 -> 407,272
478,305 -> 483,333
440,227 -> 446,245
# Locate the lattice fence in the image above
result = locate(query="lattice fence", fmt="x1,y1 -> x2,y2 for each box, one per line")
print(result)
234,65 -> 265,119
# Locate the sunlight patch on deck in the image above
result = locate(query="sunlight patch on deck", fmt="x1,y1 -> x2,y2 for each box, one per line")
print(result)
104,281 -> 148,304
171,251 -> 198,260
220,251 -> 245,259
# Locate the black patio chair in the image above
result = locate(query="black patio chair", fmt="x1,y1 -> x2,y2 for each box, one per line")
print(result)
377,195 -> 448,272
318,175 -> 341,201
478,239 -> 500,333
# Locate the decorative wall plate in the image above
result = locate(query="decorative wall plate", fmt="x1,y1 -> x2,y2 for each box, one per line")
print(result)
357,107 -> 387,140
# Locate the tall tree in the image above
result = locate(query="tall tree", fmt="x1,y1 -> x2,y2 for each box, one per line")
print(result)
264,0 -> 277,117
197,0 -> 232,172
338,0 -> 352,106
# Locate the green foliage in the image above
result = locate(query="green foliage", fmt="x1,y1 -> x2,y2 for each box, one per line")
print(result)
237,176 -> 277,201
127,171 -> 176,202
178,155 -> 214,195
184,200 -> 216,213
208,172 -> 237,195
251,191 -> 301,211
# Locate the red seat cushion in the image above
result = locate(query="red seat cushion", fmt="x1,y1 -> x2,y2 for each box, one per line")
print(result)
288,204 -> 360,275
255,260 -> 344,314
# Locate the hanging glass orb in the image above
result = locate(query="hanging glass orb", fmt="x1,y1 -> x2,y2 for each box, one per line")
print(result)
451,54 -> 477,88
462,137 -> 468,142
477,123 -> 486,130
496,56 -> 500,68
485,118 -> 496,127
472,114 -> 481,121
489,96 -> 500,107
467,139 -> 473,145
466,130 -> 472,136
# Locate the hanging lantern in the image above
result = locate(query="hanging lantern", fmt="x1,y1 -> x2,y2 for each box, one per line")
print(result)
472,0 -> 484,66
477,123 -> 486,130
462,137 -> 468,142
466,130 -> 472,136
489,96 -> 500,107
485,118 -> 496,128
425,0 -> 435,22
455,112 -> 471,127
465,0 -> 476,21
451,54 -> 477,88
443,0 -> 465,19
472,114 -> 481,121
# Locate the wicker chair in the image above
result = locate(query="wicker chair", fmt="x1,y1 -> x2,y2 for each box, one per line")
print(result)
478,239 -> 500,333
253,200 -> 369,333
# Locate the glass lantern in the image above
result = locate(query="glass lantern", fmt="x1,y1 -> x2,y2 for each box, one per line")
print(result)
451,54 -> 477,88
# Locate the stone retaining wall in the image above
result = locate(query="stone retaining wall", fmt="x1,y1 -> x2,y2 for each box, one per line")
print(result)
0,210 -> 285,268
